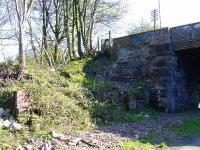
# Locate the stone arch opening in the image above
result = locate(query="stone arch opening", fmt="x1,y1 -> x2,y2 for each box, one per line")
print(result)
176,48 -> 200,109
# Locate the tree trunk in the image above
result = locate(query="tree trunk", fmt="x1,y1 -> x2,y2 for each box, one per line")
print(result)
78,0 -> 89,53
71,0 -> 77,59
18,24 -> 25,80
74,0 -> 83,58
42,0 -> 49,65
77,30 -> 82,57
54,39 -> 59,63
28,20 -> 38,62
63,0 -> 72,60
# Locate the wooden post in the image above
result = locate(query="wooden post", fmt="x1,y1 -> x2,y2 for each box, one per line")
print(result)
109,30 -> 112,48
97,37 -> 100,51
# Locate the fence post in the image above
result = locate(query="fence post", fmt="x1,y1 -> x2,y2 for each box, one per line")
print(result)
109,30 -> 112,48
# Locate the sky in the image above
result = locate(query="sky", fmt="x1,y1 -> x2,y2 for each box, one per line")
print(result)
1,0 -> 200,61
110,0 -> 200,37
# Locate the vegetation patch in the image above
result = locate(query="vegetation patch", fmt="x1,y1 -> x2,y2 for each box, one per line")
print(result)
123,139 -> 167,150
0,128 -> 29,149
167,119 -> 200,136
111,108 -> 161,125
0,59 -> 94,133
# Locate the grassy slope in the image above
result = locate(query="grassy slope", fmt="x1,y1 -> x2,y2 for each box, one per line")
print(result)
0,58 -> 95,148
0,59 -> 93,132
0,55 -> 161,148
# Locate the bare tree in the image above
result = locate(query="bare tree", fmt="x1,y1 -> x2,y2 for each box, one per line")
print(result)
12,0 -> 36,79
128,19 -> 159,35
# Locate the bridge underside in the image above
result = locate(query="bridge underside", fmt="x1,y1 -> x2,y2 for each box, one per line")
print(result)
176,48 -> 200,108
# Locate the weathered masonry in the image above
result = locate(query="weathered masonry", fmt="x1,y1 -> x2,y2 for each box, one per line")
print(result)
107,22 -> 200,113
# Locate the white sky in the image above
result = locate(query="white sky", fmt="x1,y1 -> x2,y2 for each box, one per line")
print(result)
111,0 -> 200,37
1,0 -> 200,61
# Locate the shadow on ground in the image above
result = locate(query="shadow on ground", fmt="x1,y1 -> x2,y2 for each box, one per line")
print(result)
169,135 -> 200,147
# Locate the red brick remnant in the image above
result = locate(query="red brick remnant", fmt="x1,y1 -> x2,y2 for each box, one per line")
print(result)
13,90 -> 30,114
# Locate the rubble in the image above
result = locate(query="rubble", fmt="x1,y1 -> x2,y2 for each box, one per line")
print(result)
0,107 -> 23,131
12,122 -> 23,130
51,131 -> 65,140
0,108 -> 4,117
2,119 -> 12,128
135,112 -> 150,118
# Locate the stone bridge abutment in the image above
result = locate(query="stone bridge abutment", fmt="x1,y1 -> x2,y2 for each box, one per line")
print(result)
106,22 -> 200,112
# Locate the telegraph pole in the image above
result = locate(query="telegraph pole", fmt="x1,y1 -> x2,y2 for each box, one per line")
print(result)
158,0 -> 162,28
151,9 -> 159,30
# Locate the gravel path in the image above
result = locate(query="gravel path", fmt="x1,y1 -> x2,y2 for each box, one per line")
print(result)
66,114 -> 198,150
22,113 -> 200,150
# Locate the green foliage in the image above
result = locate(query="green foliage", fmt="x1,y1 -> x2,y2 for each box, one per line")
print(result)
124,140 -> 154,150
0,60 -> 18,70
0,90 -> 13,108
101,47 -> 110,57
128,80 -> 146,100
112,108 -> 161,125
60,56 -> 121,125
0,126 -> 54,149
91,101 -> 123,125
123,140 -> 167,150
0,128 -> 31,149
124,130 -> 167,150
144,132 -> 159,144
167,119 -> 200,136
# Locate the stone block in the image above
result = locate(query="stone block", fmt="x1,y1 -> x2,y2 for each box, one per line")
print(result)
13,90 -> 30,114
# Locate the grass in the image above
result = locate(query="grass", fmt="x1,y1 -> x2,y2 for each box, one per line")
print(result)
110,108 -> 161,125
0,127 -> 54,149
0,128 -> 30,149
167,119 -> 200,136
123,130 -> 168,150
123,140 -> 167,150
124,140 -> 154,150
123,118 -> 200,150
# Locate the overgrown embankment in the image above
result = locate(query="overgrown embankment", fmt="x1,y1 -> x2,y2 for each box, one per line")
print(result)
0,54 -> 163,149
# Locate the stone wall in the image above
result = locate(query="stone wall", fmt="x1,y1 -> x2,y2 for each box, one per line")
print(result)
107,22 -> 200,112
147,42 -> 188,112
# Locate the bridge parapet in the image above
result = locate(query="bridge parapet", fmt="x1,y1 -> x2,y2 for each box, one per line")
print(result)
171,22 -> 200,50
131,28 -> 169,48
112,22 -> 200,60
113,28 -> 169,51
